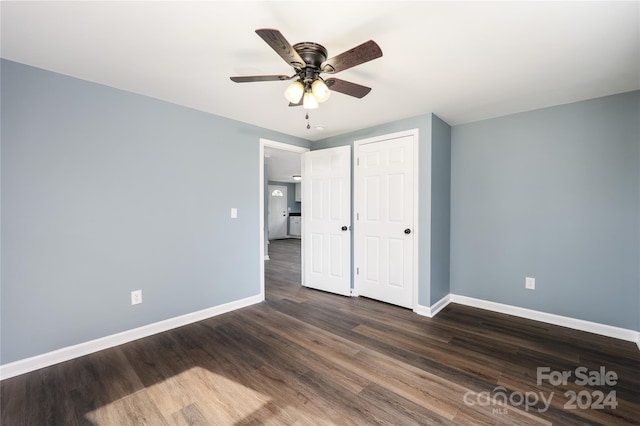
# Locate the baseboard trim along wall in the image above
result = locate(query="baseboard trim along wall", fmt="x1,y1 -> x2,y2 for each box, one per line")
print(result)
414,294 -> 450,318
417,293 -> 640,349
0,294 -> 264,381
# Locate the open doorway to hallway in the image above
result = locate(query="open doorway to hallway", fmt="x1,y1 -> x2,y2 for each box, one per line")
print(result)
259,139 -> 308,301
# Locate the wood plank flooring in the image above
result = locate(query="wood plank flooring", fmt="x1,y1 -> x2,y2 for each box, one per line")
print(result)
2,238 -> 639,425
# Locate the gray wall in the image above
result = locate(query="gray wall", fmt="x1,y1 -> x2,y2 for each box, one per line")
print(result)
314,113 -> 451,307
0,59 -> 310,364
450,91 -> 640,330
430,115 -> 451,304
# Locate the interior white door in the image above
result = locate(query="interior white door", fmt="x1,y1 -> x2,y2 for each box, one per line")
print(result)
268,185 -> 288,240
354,133 -> 416,308
302,146 -> 351,296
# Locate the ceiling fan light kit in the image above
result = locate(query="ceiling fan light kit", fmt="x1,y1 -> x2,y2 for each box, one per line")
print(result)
231,28 -> 382,126
284,81 -> 304,103
311,79 -> 330,103
303,91 -> 319,109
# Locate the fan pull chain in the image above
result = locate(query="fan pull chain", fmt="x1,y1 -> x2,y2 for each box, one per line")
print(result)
305,113 -> 311,129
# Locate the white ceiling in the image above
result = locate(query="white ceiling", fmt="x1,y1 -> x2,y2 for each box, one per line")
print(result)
264,146 -> 302,184
1,1 -> 638,142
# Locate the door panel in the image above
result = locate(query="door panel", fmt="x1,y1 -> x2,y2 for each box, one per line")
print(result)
355,134 -> 416,308
365,176 -> 380,221
302,146 -> 351,296
365,237 -> 380,282
388,174 -> 404,222
330,234 -> 343,276
388,238 -> 404,286
311,233 -> 323,273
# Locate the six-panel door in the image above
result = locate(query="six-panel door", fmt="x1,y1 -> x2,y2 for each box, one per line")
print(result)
302,146 -> 351,296
354,134 -> 415,308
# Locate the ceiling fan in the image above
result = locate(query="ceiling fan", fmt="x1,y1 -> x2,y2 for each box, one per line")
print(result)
230,29 -> 383,110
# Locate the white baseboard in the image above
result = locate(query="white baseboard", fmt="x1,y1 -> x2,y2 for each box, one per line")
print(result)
0,294 -> 264,381
264,255 -> 270,260
414,293 -> 639,347
448,294 -> 640,345
413,304 -> 431,317
414,294 -> 451,318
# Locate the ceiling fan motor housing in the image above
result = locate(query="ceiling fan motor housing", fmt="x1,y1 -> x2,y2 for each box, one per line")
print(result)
293,42 -> 328,70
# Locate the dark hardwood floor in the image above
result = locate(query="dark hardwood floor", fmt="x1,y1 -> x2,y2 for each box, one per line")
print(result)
2,238 -> 639,425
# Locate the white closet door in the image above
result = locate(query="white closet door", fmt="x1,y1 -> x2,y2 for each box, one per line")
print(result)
355,133 -> 417,308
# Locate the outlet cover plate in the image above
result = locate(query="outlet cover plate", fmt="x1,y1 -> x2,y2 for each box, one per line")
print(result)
525,277 -> 535,290
131,290 -> 142,305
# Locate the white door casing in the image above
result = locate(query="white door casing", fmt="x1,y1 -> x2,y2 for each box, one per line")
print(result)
354,130 -> 419,309
302,146 -> 351,296
268,185 -> 288,240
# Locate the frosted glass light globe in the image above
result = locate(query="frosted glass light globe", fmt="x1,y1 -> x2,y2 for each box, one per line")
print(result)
284,81 -> 304,103
303,92 -> 319,109
311,79 -> 331,103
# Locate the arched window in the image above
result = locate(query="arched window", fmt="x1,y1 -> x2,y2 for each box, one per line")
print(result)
271,189 -> 284,197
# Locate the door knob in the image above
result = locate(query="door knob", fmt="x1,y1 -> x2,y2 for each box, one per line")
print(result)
404,228 -> 411,234
341,226 -> 348,231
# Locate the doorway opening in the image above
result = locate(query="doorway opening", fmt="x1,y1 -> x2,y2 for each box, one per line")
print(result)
259,139 -> 309,301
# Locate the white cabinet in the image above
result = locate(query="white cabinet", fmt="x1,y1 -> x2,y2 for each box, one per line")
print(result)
295,183 -> 302,202
289,216 -> 301,237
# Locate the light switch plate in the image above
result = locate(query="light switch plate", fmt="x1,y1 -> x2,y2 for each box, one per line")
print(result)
231,208 -> 237,218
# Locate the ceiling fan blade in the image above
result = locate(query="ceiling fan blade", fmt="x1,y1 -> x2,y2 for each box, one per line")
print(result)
325,78 -> 372,98
255,28 -> 306,69
321,40 -> 382,74
230,75 -> 292,83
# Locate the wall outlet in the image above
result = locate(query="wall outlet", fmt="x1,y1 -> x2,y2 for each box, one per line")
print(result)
131,289 -> 142,305
231,208 -> 238,219
525,277 -> 536,290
